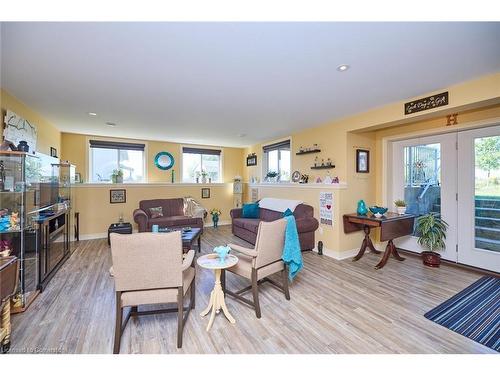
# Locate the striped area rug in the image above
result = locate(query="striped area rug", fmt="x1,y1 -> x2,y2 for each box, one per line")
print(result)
424,276 -> 500,352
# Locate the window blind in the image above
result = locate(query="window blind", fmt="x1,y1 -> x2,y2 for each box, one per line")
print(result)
183,147 -> 221,156
262,140 -> 290,153
89,140 -> 145,151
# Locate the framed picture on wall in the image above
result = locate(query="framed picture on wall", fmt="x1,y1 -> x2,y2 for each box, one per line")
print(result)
246,153 -> 257,166
201,188 -> 210,199
356,149 -> 370,173
74,172 -> 82,183
50,147 -> 58,158
110,189 -> 126,204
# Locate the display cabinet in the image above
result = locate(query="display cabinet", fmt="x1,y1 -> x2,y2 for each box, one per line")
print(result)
0,151 -> 42,311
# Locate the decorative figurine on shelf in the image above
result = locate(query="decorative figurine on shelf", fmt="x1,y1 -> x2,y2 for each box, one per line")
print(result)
321,159 -> 325,166
314,156 -> 319,167
9,212 -> 20,231
313,143 -> 319,151
210,208 -> 221,228
332,176 -> 339,183
327,158 -> 332,166
16,140 -> 29,152
357,200 -> 368,216
299,174 -> 309,184
323,171 -> 333,184
315,176 -> 322,183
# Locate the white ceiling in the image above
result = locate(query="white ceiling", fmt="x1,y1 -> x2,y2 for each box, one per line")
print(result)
1,22 -> 500,147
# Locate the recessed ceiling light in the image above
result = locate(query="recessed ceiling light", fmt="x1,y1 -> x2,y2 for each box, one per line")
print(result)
88,112 -> 97,116
105,121 -> 117,127
336,64 -> 350,72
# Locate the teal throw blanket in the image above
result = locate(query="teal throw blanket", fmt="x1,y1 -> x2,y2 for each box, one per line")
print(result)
282,215 -> 303,281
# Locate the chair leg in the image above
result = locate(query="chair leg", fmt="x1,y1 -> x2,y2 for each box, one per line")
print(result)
282,267 -> 290,301
177,286 -> 184,348
251,269 -> 261,319
191,277 -> 196,310
113,292 -> 123,354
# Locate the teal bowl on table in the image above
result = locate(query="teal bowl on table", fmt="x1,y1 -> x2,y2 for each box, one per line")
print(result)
369,206 -> 388,217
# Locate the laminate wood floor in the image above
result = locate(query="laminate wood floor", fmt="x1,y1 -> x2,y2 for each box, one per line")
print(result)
9,226 -> 496,354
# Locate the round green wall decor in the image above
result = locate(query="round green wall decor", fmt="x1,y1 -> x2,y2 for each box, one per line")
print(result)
154,151 -> 175,170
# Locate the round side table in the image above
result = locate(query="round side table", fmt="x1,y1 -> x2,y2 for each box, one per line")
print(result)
197,253 -> 238,331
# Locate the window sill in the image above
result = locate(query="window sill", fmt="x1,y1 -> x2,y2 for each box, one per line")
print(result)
72,182 -> 229,188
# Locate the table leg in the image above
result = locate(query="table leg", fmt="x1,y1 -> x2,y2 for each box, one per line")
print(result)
353,225 -> 380,261
198,235 -> 201,253
374,240 -> 405,269
200,269 -> 235,331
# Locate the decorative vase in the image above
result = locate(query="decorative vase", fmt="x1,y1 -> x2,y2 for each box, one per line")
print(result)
397,206 -> 407,215
116,175 -> 123,183
422,251 -> 441,267
357,200 -> 368,216
17,141 -> 29,152
202,176 -> 207,184
212,214 -> 219,228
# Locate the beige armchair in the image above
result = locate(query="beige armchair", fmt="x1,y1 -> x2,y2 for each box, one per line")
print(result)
224,219 -> 290,318
110,231 -> 195,353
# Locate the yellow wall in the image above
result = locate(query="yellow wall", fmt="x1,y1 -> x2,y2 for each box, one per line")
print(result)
0,89 -> 61,154
61,132 -> 244,236
243,72 -> 500,254
61,132 -> 244,183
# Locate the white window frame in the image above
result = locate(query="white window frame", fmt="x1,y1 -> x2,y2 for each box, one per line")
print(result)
180,144 -> 224,183
262,137 -> 292,182
87,136 -> 148,183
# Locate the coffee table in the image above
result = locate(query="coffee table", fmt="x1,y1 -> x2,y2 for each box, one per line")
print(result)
158,227 -> 202,252
197,253 -> 238,331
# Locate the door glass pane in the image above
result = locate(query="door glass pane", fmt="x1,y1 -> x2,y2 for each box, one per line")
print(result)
403,143 -> 441,234
474,136 -> 500,252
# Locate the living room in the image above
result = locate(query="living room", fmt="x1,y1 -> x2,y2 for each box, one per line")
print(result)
1,1 -> 499,373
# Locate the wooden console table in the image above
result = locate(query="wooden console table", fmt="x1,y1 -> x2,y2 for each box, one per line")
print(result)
343,212 -> 415,269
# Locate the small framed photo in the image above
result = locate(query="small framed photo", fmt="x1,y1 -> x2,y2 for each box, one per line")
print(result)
201,188 -> 210,199
50,147 -> 58,158
356,149 -> 370,173
74,172 -> 82,184
110,189 -> 126,204
246,154 -> 257,166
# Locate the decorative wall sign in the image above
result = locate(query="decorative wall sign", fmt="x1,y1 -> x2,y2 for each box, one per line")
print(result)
154,151 -> 175,170
356,149 -> 370,173
201,188 -> 210,199
319,191 -> 333,226
404,92 -> 448,115
251,188 -> 259,202
3,110 -> 38,152
446,113 -> 458,126
246,153 -> 257,166
110,189 -> 126,204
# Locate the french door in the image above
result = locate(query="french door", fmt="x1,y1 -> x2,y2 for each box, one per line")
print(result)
391,125 -> 500,273
391,133 -> 458,262
457,126 -> 500,272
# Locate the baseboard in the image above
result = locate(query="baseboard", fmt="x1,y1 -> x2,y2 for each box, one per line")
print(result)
204,220 -> 231,228
312,245 -> 382,261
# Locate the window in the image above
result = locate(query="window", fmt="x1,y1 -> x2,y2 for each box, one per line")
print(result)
182,147 -> 222,182
263,140 -> 291,181
89,140 -> 145,183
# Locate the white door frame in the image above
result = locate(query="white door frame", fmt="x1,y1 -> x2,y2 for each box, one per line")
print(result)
457,124 -> 500,272
390,133 -> 458,261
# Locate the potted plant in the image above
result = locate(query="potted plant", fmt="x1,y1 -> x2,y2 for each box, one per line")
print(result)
210,208 -> 221,228
394,199 -> 407,215
200,170 -> 208,184
265,171 -> 279,183
416,213 -> 449,267
111,169 -> 123,184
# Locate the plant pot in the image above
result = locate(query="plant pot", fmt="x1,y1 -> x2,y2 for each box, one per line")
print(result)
116,175 -> 123,184
202,176 -> 207,184
397,206 -> 407,215
421,251 -> 441,267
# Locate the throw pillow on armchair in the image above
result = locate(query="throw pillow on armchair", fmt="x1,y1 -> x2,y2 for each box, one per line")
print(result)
242,203 -> 260,218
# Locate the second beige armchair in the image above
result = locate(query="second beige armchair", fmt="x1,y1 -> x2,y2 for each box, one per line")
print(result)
110,231 -> 195,353
224,219 -> 290,318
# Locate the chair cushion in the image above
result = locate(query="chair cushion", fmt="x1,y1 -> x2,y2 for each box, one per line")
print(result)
242,203 -> 260,218
228,254 -> 284,280
120,267 -> 194,307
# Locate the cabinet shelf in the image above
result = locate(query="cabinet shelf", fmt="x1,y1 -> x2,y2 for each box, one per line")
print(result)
296,149 -> 321,155
311,165 -> 335,170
